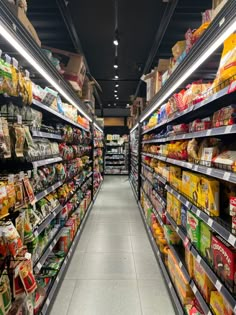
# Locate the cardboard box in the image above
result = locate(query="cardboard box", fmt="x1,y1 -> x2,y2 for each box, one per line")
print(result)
157,59 -> 170,73
187,211 -> 201,249
194,258 -> 215,302
199,176 -> 220,216
63,53 -> 86,92
172,195 -> 182,225
81,76 -> 94,102
8,5 -> 41,46
172,41 -> 186,59
185,248 -> 194,278
189,173 -> 201,205
212,0 -> 228,19
211,235 -> 236,293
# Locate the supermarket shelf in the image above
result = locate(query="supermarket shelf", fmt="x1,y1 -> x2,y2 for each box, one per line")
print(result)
141,162 -> 153,173
169,245 -> 213,315
190,281 -> 213,315
34,181 -> 63,203
129,178 -> 138,201
166,213 -> 236,311
34,205 -> 63,237
166,184 -> 236,247
190,246 -> 236,312
32,157 -> 63,168
142,124 -> 236,144
137,201 -> 185,315
141,187 -> 164,228
142,152 -> 236,184
105,153 -> 124,155
40,201 -> 94,315
31,130 -> 62,140
33,100 -> 89,132
34,229 -> 64,273
141,172 -> 166,207
153,172 -> 167,185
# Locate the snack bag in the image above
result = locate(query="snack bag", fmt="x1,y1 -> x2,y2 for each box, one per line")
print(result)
212,33 -> 236,91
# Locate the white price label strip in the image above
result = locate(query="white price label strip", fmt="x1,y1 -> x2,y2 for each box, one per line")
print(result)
192,285 -> 197,294
207,218 -> 213,227
215,280 -> 222,292
206,129 -> 211,136
179,261 -> 183,269
46,299 -> 50,306
223,172 -> 231,181
225,125 -> 233,134
197,255 -> 202,264
206,168 -> 212,175
196,210 -> 201,217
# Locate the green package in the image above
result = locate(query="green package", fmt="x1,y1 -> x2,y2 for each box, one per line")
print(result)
199,221 -> 212,264
186,211 -> 201,249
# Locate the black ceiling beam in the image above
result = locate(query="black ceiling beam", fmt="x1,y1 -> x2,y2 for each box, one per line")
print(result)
97,78 -> 139,82
56,0 -> 104,116
134,0 -> 179,98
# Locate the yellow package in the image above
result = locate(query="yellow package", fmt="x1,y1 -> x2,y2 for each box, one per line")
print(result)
210,291 -> 233,315
172,195 -> 182,225
169,166 -> 182,184
194,258 -> 215,303
166,192 -> 173,215
199,176 -> 220,216
172,176 -> 182,193
185,248 -> 194,278
182,171 -> 192,197
172,40 -> 186,59
189,173 -> 201,205
212,33 -> 236,91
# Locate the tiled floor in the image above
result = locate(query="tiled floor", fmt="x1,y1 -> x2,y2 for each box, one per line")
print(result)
50,176 -> 175,315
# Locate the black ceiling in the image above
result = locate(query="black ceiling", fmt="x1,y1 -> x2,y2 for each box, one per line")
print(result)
27,0 -> 213,113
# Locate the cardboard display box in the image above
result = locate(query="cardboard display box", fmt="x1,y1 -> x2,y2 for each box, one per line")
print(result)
212,0 -> 228,19
7,4 -> 41,46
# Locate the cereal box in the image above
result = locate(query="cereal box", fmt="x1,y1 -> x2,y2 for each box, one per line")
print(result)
199,176 -> 220,216
211,235 -> 236,293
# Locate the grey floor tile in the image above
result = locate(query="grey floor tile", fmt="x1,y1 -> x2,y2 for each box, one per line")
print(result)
75,252 -> 136,279
67,280 -> 142,315
87,235 -> 132,253
49,279 -> 76,315
138,280 -> 175,315
129,222 -> 147,236
131,235 -> 153,253
88,222 -> 131,235
64,251 -> 85,279
134,253 -> 162,279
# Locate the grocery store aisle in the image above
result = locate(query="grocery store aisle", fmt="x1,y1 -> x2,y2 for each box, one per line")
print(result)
50,176 -> 175,315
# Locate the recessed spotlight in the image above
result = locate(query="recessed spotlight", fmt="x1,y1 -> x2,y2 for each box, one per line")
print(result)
108,104 -> 111,107
113,39 -> 119,46
114,90 -> 117,93
115,84 -> 119,87
114,64 -> 118,69
114,94 -> 117,97
115,75 -> 119,79
114,103 -> 117,106
116,97 -> 119,100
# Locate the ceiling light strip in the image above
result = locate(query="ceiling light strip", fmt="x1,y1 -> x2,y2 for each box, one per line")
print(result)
0,22 -> 92,122
140,8 -> 236,122
130,123 -> 139,133
93,122 -> 103,133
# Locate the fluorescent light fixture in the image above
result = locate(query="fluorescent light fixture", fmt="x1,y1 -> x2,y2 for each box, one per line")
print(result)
130,123 -> 139,133
114,64 -> 118,69
93,122 -> 103,133
113,39 -> 119,46
115,75 -> 119,79
0,23 -> 92,122
140,18 -> 236,123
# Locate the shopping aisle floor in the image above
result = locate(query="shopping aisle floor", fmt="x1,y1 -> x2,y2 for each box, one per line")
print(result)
50,176 -> 175,315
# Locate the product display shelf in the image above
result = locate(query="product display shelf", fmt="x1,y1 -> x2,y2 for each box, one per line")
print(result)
169,245 -> 213,315
34,172 -> 93,273
34,181 -> 64,203
141,187 -> 165,228
31,130 -> 63,140
140,0 -> 236,128
142,124 -> 236,144
141,85 -> 231,136
32,156 -> 63,168
32,100 -> 89,132
39,200 -> 94,315
142,152 -> 236,184
141,171 -> 166,207
166,213 -> 236,311
129,178 -> 138,201
165,184 -> 236,247
33,204 -> 63,237
137,200 -> 185,315
34,228 -> 64,273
